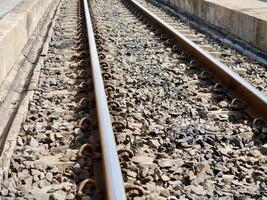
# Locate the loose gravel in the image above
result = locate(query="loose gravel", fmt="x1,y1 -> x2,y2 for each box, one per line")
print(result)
91,0 -> 267,199
1,0 -> 267,199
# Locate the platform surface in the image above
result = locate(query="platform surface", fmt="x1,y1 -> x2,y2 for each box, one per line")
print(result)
0,0 -> 24,18
208,0 -> 267,20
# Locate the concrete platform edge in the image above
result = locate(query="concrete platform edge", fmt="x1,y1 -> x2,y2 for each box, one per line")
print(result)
0,0 -> 53,85
156,0 -> 267,54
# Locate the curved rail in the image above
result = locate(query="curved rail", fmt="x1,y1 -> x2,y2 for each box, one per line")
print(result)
83,0 -> 126,199
125,0 -> 267,120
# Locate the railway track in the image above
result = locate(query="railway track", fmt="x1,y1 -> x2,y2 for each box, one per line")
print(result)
0,0 -> 266,199
91,0 -> 267,198
123,0 -> 267,119
139,0 -> 267,95
0,0 -> 124,199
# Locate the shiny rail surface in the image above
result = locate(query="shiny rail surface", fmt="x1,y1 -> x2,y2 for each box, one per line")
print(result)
124,0 -> 267,120
83,0 -> 126,199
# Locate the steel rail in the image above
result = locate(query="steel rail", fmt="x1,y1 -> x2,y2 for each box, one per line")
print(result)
125,0 -> 267,120
83,0 -> 126,199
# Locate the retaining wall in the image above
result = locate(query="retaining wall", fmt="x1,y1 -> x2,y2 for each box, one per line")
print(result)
0,0 -> 52,85
157,0 -> 267,53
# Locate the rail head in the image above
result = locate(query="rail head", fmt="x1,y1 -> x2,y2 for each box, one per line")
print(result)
125,0 -> 267,120
83,0 -> 126,199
